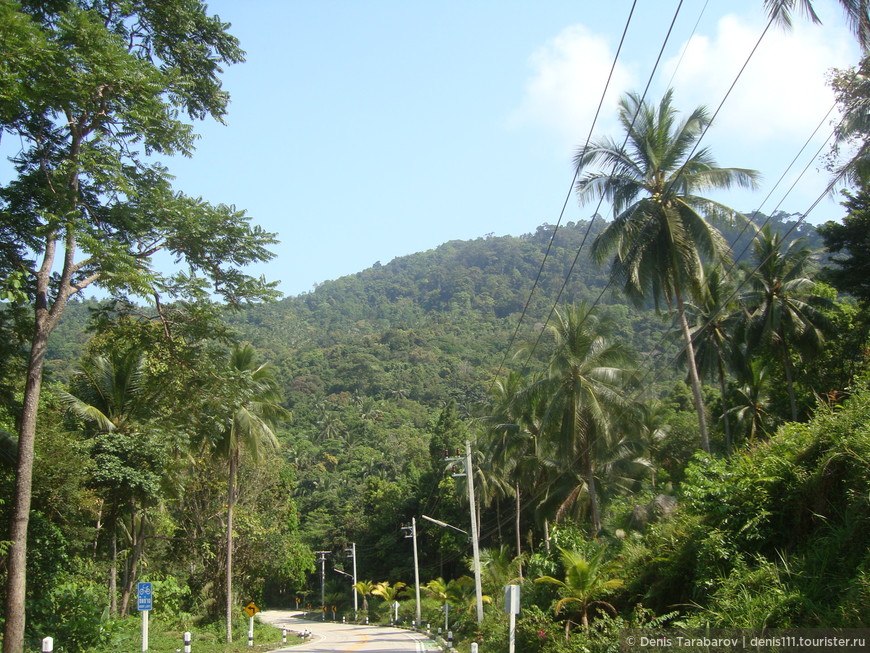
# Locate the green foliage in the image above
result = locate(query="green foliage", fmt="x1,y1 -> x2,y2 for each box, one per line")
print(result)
819,189 -> 870,305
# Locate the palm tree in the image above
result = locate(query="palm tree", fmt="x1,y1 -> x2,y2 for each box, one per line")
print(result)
212,344 -> 289,643
371,581 -> 407,623
481,371 -> 545,574
371,580 -> 408,604
764,0 -> 870,50
536,304 -> 636,536
579,89 -> 760,453
58,348 -> 155,617
727,359 -> 777,443
351,580 -> 376,616
684,265 -> 742,455
635,400 -> 670,489
740,225 -> 835,420
534,547 -> 624,640
478,546 -> 524,596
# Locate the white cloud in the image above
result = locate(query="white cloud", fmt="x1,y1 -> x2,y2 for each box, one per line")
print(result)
664,13 -> 856,145
507,24 -> 635,142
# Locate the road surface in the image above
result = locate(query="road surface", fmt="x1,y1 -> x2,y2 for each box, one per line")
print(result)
258,610 -> 442,652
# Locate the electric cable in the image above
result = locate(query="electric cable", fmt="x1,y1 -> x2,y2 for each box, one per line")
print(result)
487,0 -> 640,394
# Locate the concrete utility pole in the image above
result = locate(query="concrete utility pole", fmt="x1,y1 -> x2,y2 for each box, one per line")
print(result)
346,543 -> 358,619
445,442 -> 484,624
465,440 -> 484,624
402,518 -> 421,628
316,551 -> 330,620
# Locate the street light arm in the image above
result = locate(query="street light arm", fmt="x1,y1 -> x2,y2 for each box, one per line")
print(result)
333,568 -> 353,579
422,514 -> 468,535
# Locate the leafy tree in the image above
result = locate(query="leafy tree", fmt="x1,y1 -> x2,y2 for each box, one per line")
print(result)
580,89 -> 759,453
818,189 -> 870,305
0,3 -> 278,649
210,344 -> 289,642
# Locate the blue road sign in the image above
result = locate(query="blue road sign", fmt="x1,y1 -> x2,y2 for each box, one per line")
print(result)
137,582 -> 153,611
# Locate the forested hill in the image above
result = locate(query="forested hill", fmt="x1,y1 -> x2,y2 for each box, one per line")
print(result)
50,210 -> 822,401
222,210 -> 820,393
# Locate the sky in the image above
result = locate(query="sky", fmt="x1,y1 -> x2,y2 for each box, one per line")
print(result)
39,1 -> 870,297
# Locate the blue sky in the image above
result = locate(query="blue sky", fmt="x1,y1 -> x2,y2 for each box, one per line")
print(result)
65,2 -> 870,297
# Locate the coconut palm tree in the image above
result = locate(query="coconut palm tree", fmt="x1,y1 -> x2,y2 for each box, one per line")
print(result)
764,0 -> 870,49
534,547 -> 624,640
739,225 -> 835,420
58,348 -> 156,617
727,359 -> 777,443
684,265 -> 743,455
478,546 -> 524,596
579,89 -> 760,453
212,344 -> 289,643
536,303 -> 636,536
480,370 -> 546,575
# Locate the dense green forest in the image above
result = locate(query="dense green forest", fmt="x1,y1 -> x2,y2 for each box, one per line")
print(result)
2,1 -> 870,652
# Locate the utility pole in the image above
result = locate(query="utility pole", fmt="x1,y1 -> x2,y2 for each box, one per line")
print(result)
401,518 -> 421,628
446,442 -> 484,623
316,551 -> 330,620
345,543 -> 358,620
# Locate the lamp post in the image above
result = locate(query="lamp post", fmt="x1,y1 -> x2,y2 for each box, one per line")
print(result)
345,543 -> 358,620
333,568 -> 354,619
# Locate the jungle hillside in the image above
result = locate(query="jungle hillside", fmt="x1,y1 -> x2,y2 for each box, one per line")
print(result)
2,1 -> 870,652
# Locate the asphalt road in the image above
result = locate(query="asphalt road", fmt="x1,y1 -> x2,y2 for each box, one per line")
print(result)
258,610 -> 442,652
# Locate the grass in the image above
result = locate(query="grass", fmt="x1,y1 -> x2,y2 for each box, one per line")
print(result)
20,616 -> 304,653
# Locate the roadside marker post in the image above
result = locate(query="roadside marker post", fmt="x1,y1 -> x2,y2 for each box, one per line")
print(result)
505,584 -> 520,653
138,582 -> 153,652
41,637 -> 53,653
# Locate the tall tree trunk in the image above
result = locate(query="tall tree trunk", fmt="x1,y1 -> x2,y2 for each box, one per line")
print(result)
119,504 -> 146,617
544,518 -> 551,553
109,530 -> 118,617
582,452 -> 602,537
717,359 -> 733,457
515,481 -> 523,579
3,221 -> 95,653
781,339 -> 799,421
2,324 -> 49,653
226,449 -> 237,643
675,286 -> 710,452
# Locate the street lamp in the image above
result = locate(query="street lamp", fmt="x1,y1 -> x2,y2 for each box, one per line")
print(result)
421,514 -> 467,535
333,568 -> 354,618
345,543 -> 358,620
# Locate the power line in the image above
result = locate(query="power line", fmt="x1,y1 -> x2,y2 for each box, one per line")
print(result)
488,0 -> 640,393
517,0 -> 689,374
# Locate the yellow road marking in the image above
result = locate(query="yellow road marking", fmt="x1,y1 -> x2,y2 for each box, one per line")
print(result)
343,632 -> 370,651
